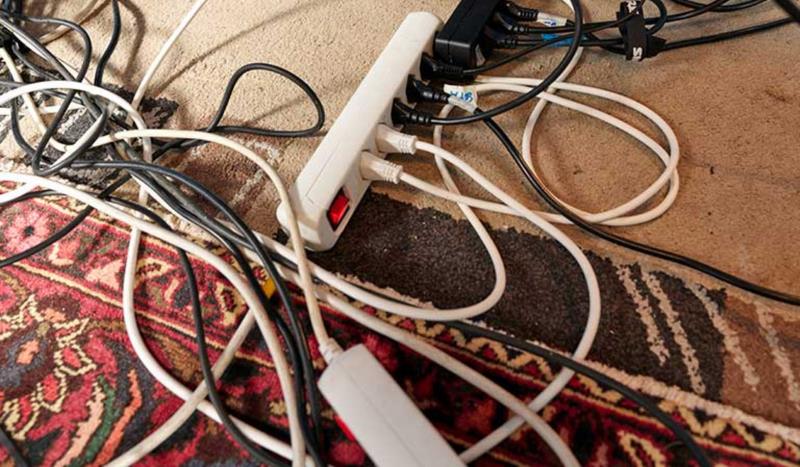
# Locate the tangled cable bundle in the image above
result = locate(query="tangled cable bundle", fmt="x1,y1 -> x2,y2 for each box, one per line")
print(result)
0,0 -> 796,466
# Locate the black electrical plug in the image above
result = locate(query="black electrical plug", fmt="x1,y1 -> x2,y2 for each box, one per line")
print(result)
493,11 -> 530,34
391,100 -> 433,126
405,77 -> 450,104
419,54 -> 470,82
502,1 -> 539,21
482,26 -> 519,49
393,78 -> 456,126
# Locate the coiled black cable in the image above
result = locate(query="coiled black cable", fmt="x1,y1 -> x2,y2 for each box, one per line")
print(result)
151,62 -> 326,159
0,5 -> 330,462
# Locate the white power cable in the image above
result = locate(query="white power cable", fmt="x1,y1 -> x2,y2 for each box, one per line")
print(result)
0,80 -> 311,465
0,103 -> 84,117
401,82 -> 680,228
0,171 -> 311,466
476,77 -> 681,227
373,126 -> 601,464
131,0 -> 209,110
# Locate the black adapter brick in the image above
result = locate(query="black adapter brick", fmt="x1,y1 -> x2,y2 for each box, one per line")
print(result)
434,0 -> 503,68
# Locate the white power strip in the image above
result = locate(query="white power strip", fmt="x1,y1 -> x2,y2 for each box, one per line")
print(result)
319,345 -> 464,466
277,12 -> 441,251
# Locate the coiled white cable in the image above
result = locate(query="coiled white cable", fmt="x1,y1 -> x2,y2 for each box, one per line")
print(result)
476,77 -> 681,226
0,80 -> 311,465
427,82 -> 675,461
0,171 -> 313,465
382,129 -> 601,464
405,81 -> 680,228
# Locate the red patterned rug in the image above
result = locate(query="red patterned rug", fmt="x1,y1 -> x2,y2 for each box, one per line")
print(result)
0,190 -> 799,466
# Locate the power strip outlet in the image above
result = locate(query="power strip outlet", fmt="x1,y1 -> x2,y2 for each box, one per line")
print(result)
277,12 -> 441,251
319,345 -> 464,467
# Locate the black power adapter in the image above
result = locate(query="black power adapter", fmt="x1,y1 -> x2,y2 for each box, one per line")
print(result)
434,0 -> 503,68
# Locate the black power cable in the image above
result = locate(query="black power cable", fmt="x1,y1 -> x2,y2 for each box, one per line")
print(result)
0,425 -> 27,467
671,0 -> 766,12
476,111 -> 800,306
775,0 -> 800,20
94,0 -> 121,86
661,16 -> 792,49
106,196 -> 294,467
449,320 -> 712,467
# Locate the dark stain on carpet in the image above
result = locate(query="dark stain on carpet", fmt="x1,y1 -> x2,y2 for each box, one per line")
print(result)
308,190 -> 727,400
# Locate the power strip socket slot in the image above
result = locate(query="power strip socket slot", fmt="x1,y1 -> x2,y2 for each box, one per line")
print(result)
277,12 -> 441,251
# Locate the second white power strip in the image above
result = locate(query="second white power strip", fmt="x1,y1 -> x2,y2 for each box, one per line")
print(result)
277,12 -> 441,251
